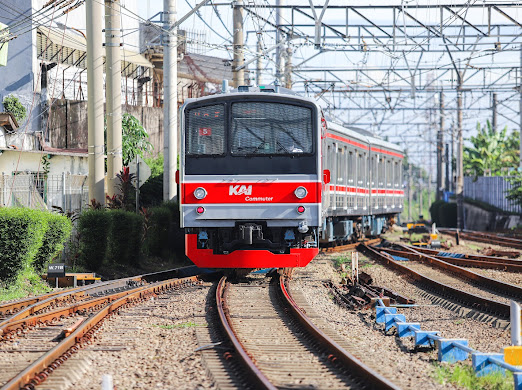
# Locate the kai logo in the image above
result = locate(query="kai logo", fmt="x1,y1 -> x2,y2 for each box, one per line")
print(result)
229,185 -> 252,196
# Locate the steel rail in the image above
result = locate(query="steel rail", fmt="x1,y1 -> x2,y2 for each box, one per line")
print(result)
391,248 -> 522,273
0,289 -> 81,317
359,244 -> 510,318
320,237 -> 381,253
439,229 -> 522,249
0,266 -> 203,334
215,276 -> 276,390
411,246 -> 522,266
393,244 -> 522,298
278,275 -> 401,390
1,275 -> 200,390
0,277 -> 142,332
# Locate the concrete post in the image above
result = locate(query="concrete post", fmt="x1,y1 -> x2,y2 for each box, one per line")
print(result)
275,0 -> 284,84
284,36 -> 292,89
456,82 -> 464,230
437,92 -> 444,200
86,0 -> 106,205
105,0 -> 122,197
256,33 -> 262,86
163,0 -> 177,201
492,92 -> 497,133
232,0 -> 244,87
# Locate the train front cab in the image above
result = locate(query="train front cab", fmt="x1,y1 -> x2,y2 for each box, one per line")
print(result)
179,92 -> 322,269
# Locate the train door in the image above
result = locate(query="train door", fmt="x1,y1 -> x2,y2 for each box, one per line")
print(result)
324,143 -> 332,211
347,150 -> 355,210
336,146 -> 344,209
386,158 -> 392,209
364,152 -> 368,210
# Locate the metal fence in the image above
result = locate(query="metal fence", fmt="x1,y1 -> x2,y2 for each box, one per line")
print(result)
0,173 -> 89,212
463,176 -> 522,214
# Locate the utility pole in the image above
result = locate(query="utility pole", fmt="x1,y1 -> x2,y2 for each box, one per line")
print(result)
456,78 -> 464,230
418,175 -> 423,219
408,163 -> 413,222
163,0 -> 177,201
437,92 -> 444,201
256,33 -> 262,85
518,43 -> 522,172
232,0 -> 244,87
492,92 -> 497,133
445,143 -> 450,194
284,36 -> 292,89
275,0 -> 284,84
105,0 -> 122,197
86,0 -> 105,204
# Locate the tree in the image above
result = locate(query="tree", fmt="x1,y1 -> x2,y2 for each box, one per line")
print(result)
463,120 -> 519,178
506,172 -> 522,207
3,95 -> 27,123
120,113 -> 153,165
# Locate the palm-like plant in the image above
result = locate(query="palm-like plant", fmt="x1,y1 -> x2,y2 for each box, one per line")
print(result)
463,120 -> 519,178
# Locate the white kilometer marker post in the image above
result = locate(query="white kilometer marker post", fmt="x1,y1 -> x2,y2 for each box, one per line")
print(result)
351,251 -> 359,284
511,301 -> 521,346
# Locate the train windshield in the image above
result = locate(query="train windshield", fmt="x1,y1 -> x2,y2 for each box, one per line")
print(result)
231,102 -> 313,156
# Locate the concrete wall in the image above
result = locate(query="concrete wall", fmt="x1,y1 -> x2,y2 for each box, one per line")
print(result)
0,149 -> 88,176
464,202 -> 522,231
47,99 -> 164,157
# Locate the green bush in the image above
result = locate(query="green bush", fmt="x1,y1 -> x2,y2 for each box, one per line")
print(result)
0,208 -> 48,283
438,202 -> 457,228
429,200 -> 446,226
77,210 -> 111,271
107,210 -> 144,266
145,206 -> 171,257
3,95 -> 27,123
33,213 -> 73,272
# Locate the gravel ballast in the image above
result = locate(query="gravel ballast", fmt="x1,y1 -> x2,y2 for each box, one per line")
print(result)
292,251 -> 512,389
72,284 -> 215,390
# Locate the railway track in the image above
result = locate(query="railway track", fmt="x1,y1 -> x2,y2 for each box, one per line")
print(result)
0,275 -> 201,390
320,237 -> 381,253
411,246 -> 522,271
439,228 -> 522,250
360,244 -> 513,319
215,274 -> 399,389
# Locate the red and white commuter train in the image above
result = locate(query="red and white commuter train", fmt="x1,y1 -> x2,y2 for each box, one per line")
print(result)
179,86 -> 404,269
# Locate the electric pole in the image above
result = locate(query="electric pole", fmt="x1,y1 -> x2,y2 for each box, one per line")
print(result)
256,33 -> 262,85
456,77 -> 464,230
86,0 -> 105,205
437,92 -> 444,201
232,0 -> 244,87
275,0 -> 284,84
284,36 -> 292,89
518,44 -> 522,172
492,92 -> 497,133
105,0 -> 122,197
163,0 -> 177,202
408,164 -> 412,222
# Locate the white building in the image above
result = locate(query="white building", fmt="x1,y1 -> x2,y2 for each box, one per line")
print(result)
0,0 -> 153,140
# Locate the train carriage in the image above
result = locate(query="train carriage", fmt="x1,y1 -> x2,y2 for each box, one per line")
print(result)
179,86 -> 404,269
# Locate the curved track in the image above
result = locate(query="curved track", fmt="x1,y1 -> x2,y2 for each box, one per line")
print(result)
360,244 -> 511,319
216,275 -> 399,389
0,275 -> 200,390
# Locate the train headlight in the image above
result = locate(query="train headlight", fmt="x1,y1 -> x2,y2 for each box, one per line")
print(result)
297,206 -> 306,214
194,187 -> 207,200
196,206 -> 205,214
294,186 -> 308,199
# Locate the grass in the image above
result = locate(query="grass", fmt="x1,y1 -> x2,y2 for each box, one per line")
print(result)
334,255 -> 375,269
433,363 -> 513,390
0,265 -> 52,302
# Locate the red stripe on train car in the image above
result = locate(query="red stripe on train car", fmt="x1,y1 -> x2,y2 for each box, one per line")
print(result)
326,133 -> 369,150
370,147 -> 404,159
181,182 -> 322,204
